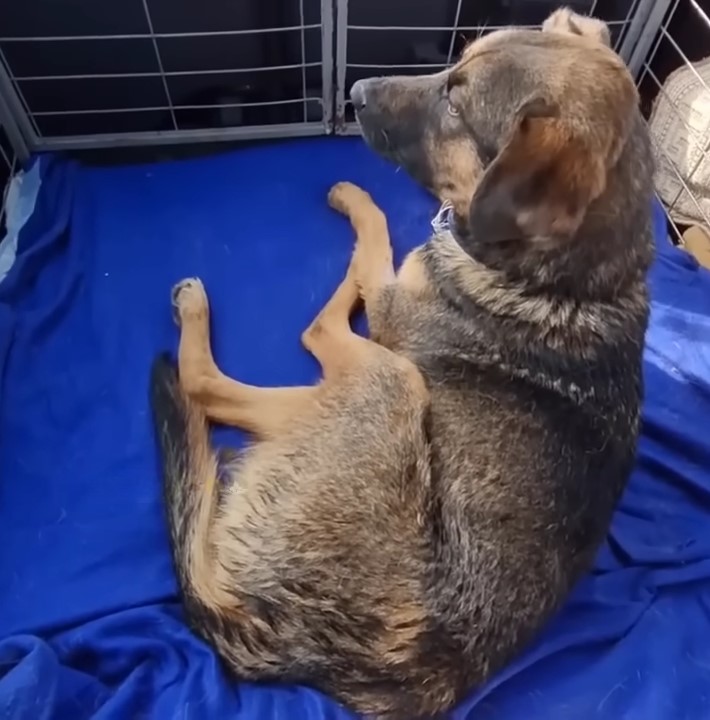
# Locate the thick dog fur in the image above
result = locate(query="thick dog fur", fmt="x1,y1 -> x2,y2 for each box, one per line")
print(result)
150,10 -> 654,720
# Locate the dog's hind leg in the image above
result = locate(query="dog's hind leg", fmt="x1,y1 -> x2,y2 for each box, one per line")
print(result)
173,183 -> 399,435
301,260 -> 362,379
173,277 -> 319,439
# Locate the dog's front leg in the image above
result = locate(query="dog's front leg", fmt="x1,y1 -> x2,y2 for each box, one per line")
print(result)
328,182 -> 396,313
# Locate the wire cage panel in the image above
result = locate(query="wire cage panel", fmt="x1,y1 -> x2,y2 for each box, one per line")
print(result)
0,69 -> 24,236
333,0 -> 710,249
636,0 -> 710,247
1,0 -> 709,254
0,0 -> 334,150
0,122 -> 16,235
334,0 -> 652,133
0,0 -> 675,152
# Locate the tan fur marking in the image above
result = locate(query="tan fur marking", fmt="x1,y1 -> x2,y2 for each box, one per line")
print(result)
175,279 -> 321,437
301,262 -> 362,379
396,249 -> 436,299
492,117 -> 607,237
376,603 -> 428,664
181,406 -> 232,612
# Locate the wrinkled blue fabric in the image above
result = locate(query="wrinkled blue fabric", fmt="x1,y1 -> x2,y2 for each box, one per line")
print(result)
1,138 -> 708,720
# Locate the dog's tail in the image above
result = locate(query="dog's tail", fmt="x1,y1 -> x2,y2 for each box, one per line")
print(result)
149,353 -> 225,617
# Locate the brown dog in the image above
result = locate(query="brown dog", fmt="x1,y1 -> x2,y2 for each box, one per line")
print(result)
150,10 -> 654,720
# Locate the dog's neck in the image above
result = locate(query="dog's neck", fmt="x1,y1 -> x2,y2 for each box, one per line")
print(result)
426,223 -> 647,358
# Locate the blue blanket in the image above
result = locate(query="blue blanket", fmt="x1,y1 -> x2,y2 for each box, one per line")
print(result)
1,138 -> 709,720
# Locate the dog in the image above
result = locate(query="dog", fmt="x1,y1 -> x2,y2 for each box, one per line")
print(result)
150,9 -> 654,720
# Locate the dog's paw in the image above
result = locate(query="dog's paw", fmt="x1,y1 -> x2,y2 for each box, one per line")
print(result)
328,181 -> 374,216
171,277 -> 208,325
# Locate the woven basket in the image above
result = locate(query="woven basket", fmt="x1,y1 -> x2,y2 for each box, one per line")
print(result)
648,56 -> 710,228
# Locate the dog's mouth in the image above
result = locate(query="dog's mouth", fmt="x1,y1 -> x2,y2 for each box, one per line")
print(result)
354,102 -> 436,191
354,109 -> 391,150
356,115 -> 404,167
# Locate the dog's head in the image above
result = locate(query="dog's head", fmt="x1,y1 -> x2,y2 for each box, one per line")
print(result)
352,10 -> 651,281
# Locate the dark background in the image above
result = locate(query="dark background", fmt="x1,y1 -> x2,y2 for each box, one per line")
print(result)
0,0 -> 660,138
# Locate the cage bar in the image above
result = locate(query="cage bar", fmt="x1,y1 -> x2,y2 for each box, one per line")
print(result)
0,0 -> 335,150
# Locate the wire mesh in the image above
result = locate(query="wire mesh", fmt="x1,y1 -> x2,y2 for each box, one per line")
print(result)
0,122 -> 16,236
335,0 -> 646,132
334,0 -> 709,248
0,0 -> 334,149
0,0 -> 706,254
637,0 -> 710,245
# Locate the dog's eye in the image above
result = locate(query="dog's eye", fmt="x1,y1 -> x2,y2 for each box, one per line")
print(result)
447,102 -> 460,118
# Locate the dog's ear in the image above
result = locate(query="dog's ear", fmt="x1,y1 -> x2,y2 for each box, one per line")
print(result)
468,84 -> 633,243
542,7 -> 611,47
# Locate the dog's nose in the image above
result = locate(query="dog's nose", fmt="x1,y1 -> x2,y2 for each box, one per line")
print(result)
350,80 -> 367,112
